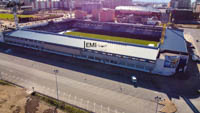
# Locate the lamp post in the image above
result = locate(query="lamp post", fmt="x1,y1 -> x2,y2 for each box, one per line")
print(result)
53,69 -> 59,113
54,69 -> 59,100
155,96 -> 161,113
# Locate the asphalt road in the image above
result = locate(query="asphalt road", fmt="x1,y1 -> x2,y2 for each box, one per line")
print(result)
0,54 -> 159,113
184,28 -> 200,56
0,44 -> 199,113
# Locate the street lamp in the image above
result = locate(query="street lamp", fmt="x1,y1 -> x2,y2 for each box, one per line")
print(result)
53,69 -> 59,113
155,96 -> 161,113
54,69 -> 59,100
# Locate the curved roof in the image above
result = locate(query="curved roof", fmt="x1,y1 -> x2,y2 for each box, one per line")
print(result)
115,6 -> 161,13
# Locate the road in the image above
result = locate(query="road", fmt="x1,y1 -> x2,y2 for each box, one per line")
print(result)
0,53 -> 158,113
0,44 -> 199,113
184,28 -> 200,56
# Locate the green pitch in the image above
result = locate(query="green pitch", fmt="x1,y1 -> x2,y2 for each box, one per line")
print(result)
0,13 -> 34,21
65,31 -> 159,47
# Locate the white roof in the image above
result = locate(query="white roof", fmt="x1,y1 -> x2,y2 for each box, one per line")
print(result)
115,6 -> 161,13
7,30 -> 159,60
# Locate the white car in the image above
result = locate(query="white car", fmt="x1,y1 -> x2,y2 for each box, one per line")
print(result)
131,76 -> 137,83
131,75 -> 137,87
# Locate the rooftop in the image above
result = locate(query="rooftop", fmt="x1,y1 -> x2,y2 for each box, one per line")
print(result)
115,6 -> 161,13
160,29 -> 188,54
6,29 -> 159,61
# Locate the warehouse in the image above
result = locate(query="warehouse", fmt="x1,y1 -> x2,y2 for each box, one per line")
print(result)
1,28 -> 188,76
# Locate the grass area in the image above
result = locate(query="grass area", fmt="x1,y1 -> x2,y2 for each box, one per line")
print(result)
0,13 -> 34,21
0,80 -> 11,86
65,31 -> 158,47
34,93 -> 90,113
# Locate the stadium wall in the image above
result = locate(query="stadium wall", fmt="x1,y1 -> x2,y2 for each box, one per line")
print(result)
0,32 -> 4,42
4,34 -> 156,73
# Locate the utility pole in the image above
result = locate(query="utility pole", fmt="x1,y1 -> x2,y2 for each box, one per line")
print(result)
5,0 -> 24,30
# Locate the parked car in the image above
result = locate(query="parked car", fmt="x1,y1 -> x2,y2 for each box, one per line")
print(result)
131,75 -> 137,87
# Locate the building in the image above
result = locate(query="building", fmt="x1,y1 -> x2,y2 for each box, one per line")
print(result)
81,3 -> 101,13
115,6 -> 161,23
22,0 -> 32,6
170,0 -> 191,9
193,0 -> 200,13
102,0 -> 132,9
115,6 -> 161,16
75,10 -> 87,19
195,3 -> 200,12
92,8 -> 115,22
32,0 -> 70,10
1,20 -> 189,76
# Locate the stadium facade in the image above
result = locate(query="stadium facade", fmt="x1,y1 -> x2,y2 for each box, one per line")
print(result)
0,26 -> 188,76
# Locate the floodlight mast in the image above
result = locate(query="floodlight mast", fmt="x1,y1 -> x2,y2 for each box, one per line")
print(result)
98,0 -> 102,21
69,0 -> 73,18
13,5 -> 19,29
6,0 -> 24,30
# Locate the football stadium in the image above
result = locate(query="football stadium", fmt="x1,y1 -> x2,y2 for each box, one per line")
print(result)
0,20 -> 189,76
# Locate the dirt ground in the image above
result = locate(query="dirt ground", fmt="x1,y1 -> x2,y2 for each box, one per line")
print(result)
0,84 -> 66,113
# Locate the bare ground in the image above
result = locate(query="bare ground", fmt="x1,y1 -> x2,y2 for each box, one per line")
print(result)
0,84 -> 66,113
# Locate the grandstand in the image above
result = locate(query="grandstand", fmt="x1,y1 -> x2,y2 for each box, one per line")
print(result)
2,20 -> 186,76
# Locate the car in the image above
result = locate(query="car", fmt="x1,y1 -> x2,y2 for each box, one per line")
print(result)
131,75 -> 137,87
131,76 -> 137,83
192,54 -> 200,62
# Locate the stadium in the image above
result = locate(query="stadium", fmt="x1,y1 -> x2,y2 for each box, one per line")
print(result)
0,20 -> 189,76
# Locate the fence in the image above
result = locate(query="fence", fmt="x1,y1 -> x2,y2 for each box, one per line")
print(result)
0,70 -> 125,113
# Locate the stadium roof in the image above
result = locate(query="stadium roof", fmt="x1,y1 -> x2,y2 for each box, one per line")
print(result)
160,29 -> 188,54
7,29 -> 159,61
115,6 -> 161,13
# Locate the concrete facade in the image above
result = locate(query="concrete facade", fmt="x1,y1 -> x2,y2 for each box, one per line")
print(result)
170,0 -> 191,9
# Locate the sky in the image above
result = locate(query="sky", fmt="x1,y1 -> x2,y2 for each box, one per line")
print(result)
132,0 -> 196,3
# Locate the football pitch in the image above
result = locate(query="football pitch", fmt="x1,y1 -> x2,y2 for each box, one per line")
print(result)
0,13 -> 34,21
65,31 -> 159,47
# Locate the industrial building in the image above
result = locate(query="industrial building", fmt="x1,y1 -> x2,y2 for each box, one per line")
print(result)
115,6 -> 161,24
92,8 -> 115,22
31,0 -> 71,10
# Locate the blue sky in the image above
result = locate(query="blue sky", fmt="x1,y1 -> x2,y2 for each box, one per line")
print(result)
132,0 -> 196,3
